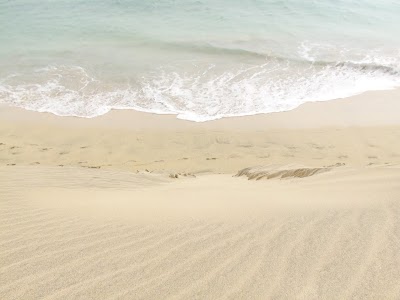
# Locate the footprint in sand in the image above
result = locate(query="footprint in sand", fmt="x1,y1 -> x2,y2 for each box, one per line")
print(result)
81,165 -> 101,169
286,145 -> 298,150
206,157 -> 217,160
215,138 -> 230,145
238,144 -> 253,148
169,172 -> 196,179
309,143 -> 324,150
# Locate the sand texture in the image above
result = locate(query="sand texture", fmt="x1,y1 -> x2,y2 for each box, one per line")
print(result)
1,165 -> 400,299
1,90 -> 400,299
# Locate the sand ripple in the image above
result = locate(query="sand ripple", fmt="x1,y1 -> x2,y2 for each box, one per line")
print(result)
1,166 -> 400,299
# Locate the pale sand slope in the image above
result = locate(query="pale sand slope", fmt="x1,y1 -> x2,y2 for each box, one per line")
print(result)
1,89 -> 400,299
1,165 -> 400,299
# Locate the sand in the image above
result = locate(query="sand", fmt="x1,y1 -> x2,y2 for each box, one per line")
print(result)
1,89 -> 400,299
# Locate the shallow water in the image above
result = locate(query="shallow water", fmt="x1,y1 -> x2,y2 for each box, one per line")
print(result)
1,0 -> 400,121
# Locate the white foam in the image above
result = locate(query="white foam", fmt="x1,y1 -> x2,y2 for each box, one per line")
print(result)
1,58 -> 400,122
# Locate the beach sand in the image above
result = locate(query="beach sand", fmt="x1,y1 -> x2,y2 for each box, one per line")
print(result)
1,89 -> 400,299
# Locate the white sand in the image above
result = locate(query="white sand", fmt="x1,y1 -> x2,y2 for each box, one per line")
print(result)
1,89 -> 400,299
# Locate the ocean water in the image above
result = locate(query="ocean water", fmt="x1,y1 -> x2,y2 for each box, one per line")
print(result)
1,0 -> 400,121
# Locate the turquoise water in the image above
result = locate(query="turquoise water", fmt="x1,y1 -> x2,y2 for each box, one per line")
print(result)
1,0 -> 400,120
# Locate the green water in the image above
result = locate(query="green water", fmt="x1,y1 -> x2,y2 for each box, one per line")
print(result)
1,0 -> 399,120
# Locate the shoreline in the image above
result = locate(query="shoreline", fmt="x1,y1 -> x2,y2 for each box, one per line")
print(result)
1,88 -> 400,174
1,88 -> 400,299
1,88 -> 400,130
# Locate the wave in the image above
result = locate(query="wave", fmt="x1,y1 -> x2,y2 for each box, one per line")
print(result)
131,36 -> 270,59
1,53 -> 400,121
178,44 -> 400,76
319,61 -> 400,76
136,38 -> 400,75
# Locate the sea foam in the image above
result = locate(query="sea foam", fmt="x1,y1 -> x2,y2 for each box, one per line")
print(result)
1,53 -> 399,122
1,0 -> 400,121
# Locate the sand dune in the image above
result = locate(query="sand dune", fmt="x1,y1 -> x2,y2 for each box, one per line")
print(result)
1,165 -> 400,299
1,91 -> 400,299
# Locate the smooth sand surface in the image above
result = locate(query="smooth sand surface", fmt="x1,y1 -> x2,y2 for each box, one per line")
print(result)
1,89 -> 400,299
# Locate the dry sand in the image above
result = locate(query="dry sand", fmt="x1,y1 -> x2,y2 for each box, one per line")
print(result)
1,89 -> 400,299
